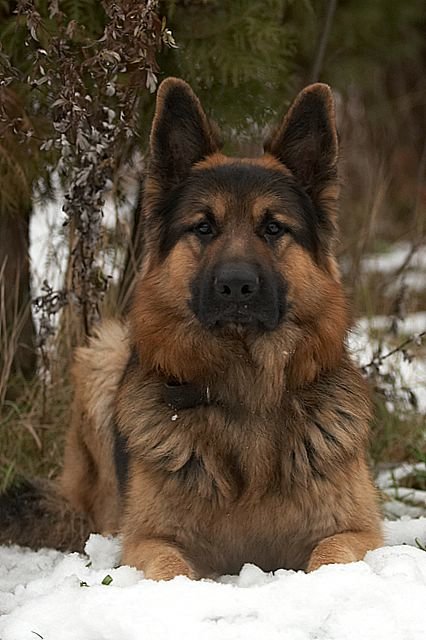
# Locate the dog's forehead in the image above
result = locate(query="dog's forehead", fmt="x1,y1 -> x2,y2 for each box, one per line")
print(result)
183,159 -> 305,221
154,156 -> 323,258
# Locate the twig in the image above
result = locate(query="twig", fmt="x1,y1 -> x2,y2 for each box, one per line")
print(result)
362,331 -> 425,372
310,0 -> 338,83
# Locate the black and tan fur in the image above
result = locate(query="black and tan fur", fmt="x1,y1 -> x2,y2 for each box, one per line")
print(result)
1,79 -> 383,579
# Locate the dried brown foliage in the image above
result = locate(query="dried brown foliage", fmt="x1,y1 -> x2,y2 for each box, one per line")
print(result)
14,0 -> 173,342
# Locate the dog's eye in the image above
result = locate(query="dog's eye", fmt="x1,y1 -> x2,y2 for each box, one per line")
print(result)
195,221 -> 214,236
264,221 -> 286,238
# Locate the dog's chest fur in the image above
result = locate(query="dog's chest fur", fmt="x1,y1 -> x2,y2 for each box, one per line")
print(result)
115,353 -> 372,573
117,354 -> 369,491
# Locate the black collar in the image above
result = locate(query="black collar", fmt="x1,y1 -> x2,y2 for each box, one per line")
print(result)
162,380 -> 212,410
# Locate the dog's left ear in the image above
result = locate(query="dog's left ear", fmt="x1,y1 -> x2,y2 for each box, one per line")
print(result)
149,78 -> 219,190
264,84 -> 338,207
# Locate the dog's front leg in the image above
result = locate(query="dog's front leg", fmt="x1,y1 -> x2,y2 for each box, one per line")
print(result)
307,529 -> 383,572
121,538 -> 198,581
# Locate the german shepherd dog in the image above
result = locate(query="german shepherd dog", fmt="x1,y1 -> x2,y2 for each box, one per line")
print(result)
1,79 -> 383,579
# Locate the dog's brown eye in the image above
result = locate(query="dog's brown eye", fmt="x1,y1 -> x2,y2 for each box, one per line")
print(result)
264,221 -> 285,237
195,221 -> 214,236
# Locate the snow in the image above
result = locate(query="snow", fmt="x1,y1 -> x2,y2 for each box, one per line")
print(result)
1,524 -> 426,640
356,312 -> 426,337
377,463 -> 426,518
349,243 -> 426,414
30,197 -> 68,294
30,192 -> 134,298
349,317 -> 426,414
383,518 -> 426,547
377,462 -> 426,487
361,242 -> 426,274
84,534 -> 122,570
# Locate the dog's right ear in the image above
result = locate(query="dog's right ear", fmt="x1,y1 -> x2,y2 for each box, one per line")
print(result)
148,78 -> 219,190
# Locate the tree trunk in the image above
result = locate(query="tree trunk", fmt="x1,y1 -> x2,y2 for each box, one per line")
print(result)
0,204 -> 36,387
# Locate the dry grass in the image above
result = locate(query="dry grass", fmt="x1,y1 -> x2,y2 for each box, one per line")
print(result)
370,398 -> 425,466
0,374 -> 71,491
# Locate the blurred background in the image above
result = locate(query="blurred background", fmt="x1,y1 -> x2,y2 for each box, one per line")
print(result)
0,1 -> 425,515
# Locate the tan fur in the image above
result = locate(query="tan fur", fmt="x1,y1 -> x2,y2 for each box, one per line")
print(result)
58,79 -> 383,579
122,539 -> 197,581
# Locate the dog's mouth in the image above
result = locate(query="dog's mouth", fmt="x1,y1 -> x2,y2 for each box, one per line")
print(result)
214,310 -> 275,330
212,304 -> 256,325
190,301 -> 284,332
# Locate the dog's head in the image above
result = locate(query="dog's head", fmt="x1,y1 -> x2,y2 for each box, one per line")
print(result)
132,78 -> 348,386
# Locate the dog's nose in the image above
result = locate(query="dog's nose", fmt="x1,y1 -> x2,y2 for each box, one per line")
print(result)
213,263 -> 260,301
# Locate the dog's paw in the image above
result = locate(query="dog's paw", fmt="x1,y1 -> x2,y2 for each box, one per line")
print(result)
144,554 -> 198,581
307,530 -> 381,572
307,540 -> 357,572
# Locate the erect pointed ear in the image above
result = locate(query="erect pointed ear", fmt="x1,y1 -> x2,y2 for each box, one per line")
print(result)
148,78 -> 219,189
264,83 -> 338,205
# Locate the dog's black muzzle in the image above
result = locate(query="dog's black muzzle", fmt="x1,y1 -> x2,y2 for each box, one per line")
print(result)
190,261 -> 286,331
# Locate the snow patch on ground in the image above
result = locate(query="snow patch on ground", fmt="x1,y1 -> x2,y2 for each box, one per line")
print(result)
384,517 -> 426,547
361,242 -> 426,274
1,524 -> 426,640
349,316 -> 426,414
377,464 -> 426,519
357,312 -> 426,337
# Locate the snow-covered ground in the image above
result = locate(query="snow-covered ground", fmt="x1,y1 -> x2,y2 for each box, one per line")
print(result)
350,243 -> 426,415
377,463 -> 426,520
0,525 -> 425,640
360,242 -> 426,275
